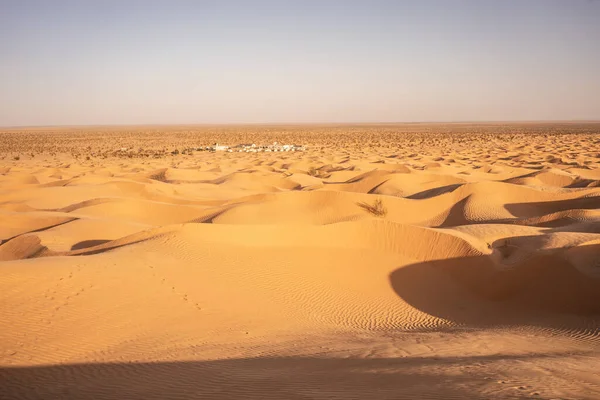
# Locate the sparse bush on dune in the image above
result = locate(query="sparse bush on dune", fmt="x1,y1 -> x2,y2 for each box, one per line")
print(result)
358,198 -> 388,217
13,155 -> 20,161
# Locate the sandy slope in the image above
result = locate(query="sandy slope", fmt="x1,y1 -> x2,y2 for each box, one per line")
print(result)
1,124 -> 600,399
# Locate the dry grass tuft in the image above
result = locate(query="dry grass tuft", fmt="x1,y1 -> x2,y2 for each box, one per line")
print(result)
358,198 -> 388,217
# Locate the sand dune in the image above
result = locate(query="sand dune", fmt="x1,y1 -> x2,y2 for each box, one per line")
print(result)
1,124 -> 600,399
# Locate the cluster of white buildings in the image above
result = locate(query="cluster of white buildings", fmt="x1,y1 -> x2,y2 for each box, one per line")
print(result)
200,142 -> 306,153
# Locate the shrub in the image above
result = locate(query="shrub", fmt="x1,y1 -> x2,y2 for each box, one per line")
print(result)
358,198 -> 387,217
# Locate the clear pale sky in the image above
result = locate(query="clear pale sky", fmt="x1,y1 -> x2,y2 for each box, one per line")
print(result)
1,0 -> 599,126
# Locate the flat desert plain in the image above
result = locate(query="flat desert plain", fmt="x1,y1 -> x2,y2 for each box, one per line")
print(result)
1,123 -> 600,399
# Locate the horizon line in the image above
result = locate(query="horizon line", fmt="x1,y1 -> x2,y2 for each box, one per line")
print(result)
2,119 -> 600,130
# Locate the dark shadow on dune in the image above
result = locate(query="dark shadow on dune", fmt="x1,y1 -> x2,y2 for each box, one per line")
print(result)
187,202 -> 249,224
70,240 -> 112,251
193,207 -> 232,224
407,184 -> 463,200
437,196 -> 470,227
507,213 -> 591,229
70,238 -> 153,256
46,237 -> 158,258
367,178 -> 390,194
501,170 -> 539,183
504,196 -> 600,219
548,222 -> 600,234
567,178 -> 597,188
389,245 -> 600,331
1,218 -> 77,245
0,352 -> 590,400
55,198 -> 121,213
37,178 -> 73,188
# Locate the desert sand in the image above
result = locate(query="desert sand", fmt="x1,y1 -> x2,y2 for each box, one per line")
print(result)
1,123 -> 600,399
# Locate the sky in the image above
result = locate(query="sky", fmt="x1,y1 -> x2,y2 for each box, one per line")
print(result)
1,0 -> 599,126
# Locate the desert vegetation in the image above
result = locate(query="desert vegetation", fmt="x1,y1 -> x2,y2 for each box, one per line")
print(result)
358,198 -> 388,217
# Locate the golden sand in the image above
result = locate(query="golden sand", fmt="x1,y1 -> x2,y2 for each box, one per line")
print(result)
1,123 -> 600,399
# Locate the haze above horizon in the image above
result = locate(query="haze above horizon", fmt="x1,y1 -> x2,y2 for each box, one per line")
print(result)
1,0 -> 599,126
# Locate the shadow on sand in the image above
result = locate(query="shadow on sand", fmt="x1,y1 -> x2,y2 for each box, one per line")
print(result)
0,351 -> 591,400
389,244 -> 600,328
504,196 -> 600,219
70,240 -> 112,251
